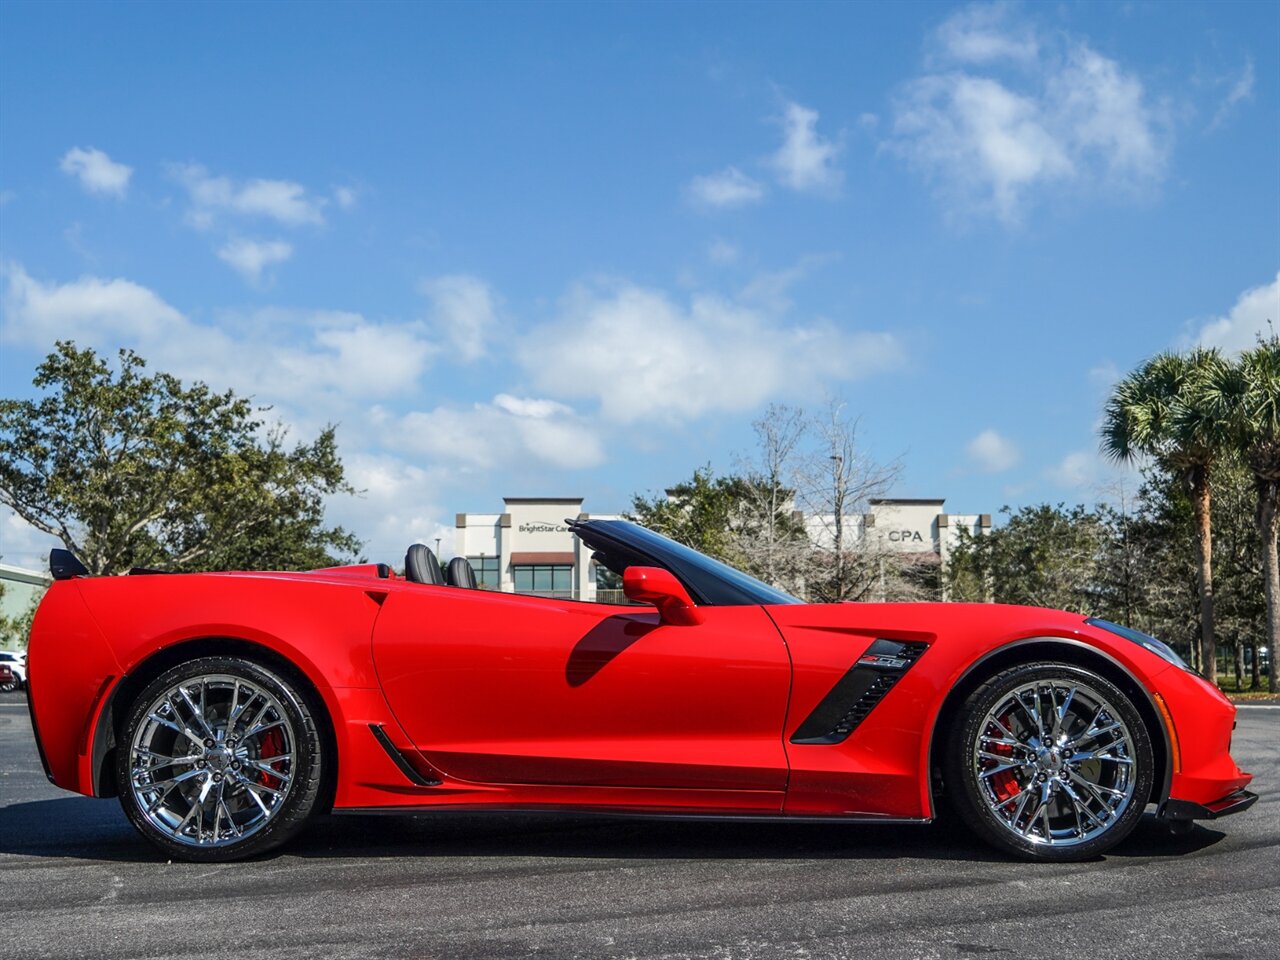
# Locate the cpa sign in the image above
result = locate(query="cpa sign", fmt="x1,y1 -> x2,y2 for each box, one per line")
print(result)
887,529 -> 926,543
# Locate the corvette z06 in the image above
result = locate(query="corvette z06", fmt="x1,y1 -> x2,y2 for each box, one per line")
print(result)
26,519 -> 1255,862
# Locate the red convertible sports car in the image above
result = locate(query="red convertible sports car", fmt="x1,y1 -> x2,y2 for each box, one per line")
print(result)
27,519 -> 1255,863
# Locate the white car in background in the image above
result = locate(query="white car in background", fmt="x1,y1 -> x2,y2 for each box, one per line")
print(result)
0,651 -> 26,690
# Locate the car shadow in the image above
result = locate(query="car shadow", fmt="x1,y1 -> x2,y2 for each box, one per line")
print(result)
0,795 -> 163,863
564,614 -> 658,686
0,797 -> 1226,864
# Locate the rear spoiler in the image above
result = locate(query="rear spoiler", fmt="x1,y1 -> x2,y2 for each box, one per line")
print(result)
50,549 -> 89,581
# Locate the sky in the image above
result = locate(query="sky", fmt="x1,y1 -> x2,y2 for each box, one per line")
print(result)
1,0 -> 1277,572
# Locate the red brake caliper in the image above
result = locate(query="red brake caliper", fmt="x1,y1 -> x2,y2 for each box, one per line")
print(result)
987,713 -> 1020,803
257,728 -> 285,785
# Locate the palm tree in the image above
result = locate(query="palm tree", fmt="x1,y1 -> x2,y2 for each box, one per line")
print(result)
1102,349 -> 1233,683
1209,337 -> 1280,692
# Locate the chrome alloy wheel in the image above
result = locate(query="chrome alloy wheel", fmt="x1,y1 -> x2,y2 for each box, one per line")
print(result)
128,674 -> 296,848
972,679 -> 1137,847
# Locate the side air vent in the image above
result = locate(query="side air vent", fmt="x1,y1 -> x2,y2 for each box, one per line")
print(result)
790,639 -> 929,745
369,724 -> 441,786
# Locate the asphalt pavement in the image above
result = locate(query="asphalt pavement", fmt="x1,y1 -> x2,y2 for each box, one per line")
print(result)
1,690 -> 1275,960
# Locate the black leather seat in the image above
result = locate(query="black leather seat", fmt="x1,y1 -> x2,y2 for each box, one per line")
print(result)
404,543 -> 445,585
446,556 -> 478,589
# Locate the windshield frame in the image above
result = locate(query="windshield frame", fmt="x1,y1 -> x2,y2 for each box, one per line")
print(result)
570,518 -> 802,607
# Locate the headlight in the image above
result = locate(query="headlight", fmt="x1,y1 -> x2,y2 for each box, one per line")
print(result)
1085,618 -> 1192,671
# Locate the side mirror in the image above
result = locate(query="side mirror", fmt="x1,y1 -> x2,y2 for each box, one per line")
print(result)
622,567 -> 704,626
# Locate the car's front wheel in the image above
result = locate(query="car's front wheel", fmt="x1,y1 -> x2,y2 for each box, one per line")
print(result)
945,662 -> 1154,862
116,655 -> 324,862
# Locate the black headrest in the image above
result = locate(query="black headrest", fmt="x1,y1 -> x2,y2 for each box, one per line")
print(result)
405,543 -> 445,585
446,556 -> 478,589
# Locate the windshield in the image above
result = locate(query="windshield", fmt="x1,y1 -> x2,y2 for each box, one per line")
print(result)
575,519 -> 801,606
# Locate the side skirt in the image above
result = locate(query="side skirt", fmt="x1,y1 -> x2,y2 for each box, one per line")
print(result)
333,805 -> 933,825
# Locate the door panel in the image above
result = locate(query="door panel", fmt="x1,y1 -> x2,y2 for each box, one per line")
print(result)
372,585 -> 791,792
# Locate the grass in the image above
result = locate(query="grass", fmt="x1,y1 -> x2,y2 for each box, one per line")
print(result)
1222,689 -> 1280,701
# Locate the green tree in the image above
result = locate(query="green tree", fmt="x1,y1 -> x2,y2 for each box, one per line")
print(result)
945,503 -> 1110,614
1102,349 -> 1234,684
628,465 -> 747,565
0,342 -> 362,576
1122,461 -> 1264,681
1211,336 -> 1280,691
0,580 -> 42,650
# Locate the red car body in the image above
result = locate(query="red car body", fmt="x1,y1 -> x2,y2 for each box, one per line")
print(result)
28,547 -> 1251,832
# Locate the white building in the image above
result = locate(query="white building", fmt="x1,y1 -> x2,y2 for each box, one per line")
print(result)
806,498 -> 991,565
806,498 -> 991,600
454,495 -> 988,603
454,497 -> 621,602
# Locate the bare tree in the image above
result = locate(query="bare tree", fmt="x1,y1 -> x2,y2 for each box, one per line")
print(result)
732,404 -> 811,595
793,399 -> 908,602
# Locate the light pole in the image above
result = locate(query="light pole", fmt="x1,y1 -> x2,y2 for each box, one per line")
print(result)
830,454 -> 844,600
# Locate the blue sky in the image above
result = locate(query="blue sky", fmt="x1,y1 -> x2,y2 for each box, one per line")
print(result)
1,0 -> 1277,570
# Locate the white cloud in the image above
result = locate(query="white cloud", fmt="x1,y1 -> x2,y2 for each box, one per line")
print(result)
491,394 -> 572,419
0,507 -> 60,573
1208,57 -> 1255,132
0,265 -> 435,407
1049,45 -> 1165,187
1049,450 -> 1098,489
419,274 -> 498,362
216,238 -> 293,285
384,396 -> 605,471
1191,271 -> 1280,354
894,75 -> 1072,222
932,3 -> 1039,65
687,166 -> 765,209
325,453 -> 454,565
769,101 -> 842,193
518,282 -> 903,423
171,163 -> 326,228
59,147 -> 133,198
707,239 -> 740,265
737,255 -> 834,315
890,5 -> 1169,223
1,262 -> 182,343
966,428 -> 1020,473
333,186 -> 358,210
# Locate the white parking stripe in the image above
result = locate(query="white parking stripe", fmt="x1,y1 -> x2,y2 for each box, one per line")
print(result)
1234,704 -> 1280,709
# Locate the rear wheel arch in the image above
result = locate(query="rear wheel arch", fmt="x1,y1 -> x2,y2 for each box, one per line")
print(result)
94,636 -> 339,812
925,637 -> 1170,817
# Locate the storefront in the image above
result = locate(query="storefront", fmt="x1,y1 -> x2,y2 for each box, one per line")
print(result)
454,497 -> 621,602
454,496 -> 988,603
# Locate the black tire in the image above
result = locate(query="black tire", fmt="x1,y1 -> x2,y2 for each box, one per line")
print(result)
116,655 -> 325,862
943,661 -> 1154,862
0,679 -> 16,693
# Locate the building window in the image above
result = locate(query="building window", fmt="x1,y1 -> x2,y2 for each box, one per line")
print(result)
593,564 -> 629,604
468,556 -> 500,590
512,564 -> 574,598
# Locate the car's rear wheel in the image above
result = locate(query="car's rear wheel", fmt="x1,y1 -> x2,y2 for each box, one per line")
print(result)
944,662 -> 1153,862
116,655 -> 324,862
